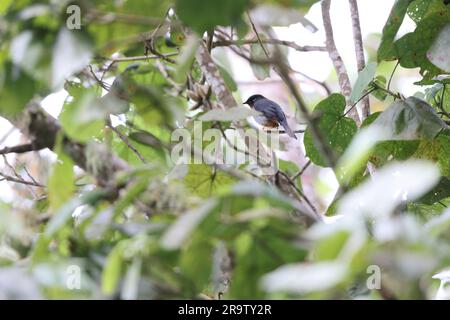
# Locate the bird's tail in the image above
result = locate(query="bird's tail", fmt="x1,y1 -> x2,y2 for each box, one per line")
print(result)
280,120 -> 297,139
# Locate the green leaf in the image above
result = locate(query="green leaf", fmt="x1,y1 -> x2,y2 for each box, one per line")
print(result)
0,62 -> 36,117
174,34 -> 199,83
48,137 -> 76,210
250,44 -> 270,80
102,243 -> 124,295
427,23 -> 450,73
394,15 -> 449,80
378,0 -> 413,61
407,0 -> 450,24
59,86 -> 104,143
183,164 -> 237,198
304,94 -> 357,167
369,75 -> 388,101
370,96 -> 446,140
350,62 -> 377,104
417,177 -> 450,205
175,0 -> 249,33
179,235 -> 214,290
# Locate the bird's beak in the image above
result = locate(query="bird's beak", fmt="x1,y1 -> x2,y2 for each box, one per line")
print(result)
243,100 -> 249,105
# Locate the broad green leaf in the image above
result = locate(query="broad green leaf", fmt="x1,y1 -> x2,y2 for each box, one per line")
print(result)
350,62 -> 377,104
304,94 -> 357,167
250,44 -> 270,80
378,0 -> 413,61
175,0 -> 249,33
0,62 -> 36,117
394,15 -> 449,80
183,164 -> 237,198
407,0 -> 450,23
370,96 -> 446,140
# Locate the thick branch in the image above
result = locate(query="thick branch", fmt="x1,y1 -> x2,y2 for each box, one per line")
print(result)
349,0 -> 370,120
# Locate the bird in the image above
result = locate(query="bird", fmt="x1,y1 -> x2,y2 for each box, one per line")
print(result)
243,94 -> 297,139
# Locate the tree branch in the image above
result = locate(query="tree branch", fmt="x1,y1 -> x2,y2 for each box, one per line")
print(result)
321,0 -> 360,124
349,0 -> 370,120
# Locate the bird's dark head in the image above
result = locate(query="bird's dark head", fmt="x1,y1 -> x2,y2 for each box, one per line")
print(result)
243,94 -> 265,107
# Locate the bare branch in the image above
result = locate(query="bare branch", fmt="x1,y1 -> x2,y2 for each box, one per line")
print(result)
291,160 -> 311,181
321,0 -> 360,124
213,38 -> 327,53
349,0 -> 370,120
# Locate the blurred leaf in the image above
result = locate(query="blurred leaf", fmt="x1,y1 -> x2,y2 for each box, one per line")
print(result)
59,86 -> 104,143
261,261 -> 347,294
174,34 -> 199,83
48,137 -> 76,210
350,62 -> 377,104
250,44 -> 270,80
180,235 -> 214,290
121,257 -> 142,300
417,177 -> 450,205
52,28 -> 92,88
250,4 -> 317,31
304,94 -> 357,167
0,62 -> 36,116
160,199 -> 218,250
338,160 -> 440,218
427,23 -> 450,73
102,243 -> 124,295
175,0 -> 249,33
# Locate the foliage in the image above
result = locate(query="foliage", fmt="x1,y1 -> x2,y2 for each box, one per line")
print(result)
0,0 -> 449,300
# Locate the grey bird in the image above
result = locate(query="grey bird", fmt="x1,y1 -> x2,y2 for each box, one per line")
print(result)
243,94 -> 297,139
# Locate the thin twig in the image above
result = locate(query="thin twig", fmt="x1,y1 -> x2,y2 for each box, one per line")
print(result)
0,172 -> 45,188
387,61 -> 400,91
213,38 -> 327,53
291,160 -> 311,181
107,124 -> 147,164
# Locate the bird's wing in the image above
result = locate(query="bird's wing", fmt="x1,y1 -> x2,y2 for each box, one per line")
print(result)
254,99 -> 287,122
